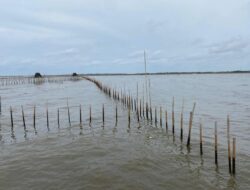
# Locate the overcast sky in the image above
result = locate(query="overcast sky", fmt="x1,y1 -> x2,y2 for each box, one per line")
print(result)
0,0 -> 250,75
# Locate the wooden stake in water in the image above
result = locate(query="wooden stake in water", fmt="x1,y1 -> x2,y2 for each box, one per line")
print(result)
172,97 -> 175,134
215,121 -> 218,166
46,105 -> 49,131
67,99 -> 71,126
155,107 -> 157,125
57,108 -> 60,128
186,112 -> 193,147
227,115 -> 232,174
21,105 -> 26,130
33,105 -> 36,130
80,105 -> 82,127
10,106 -> 14,131
115,105 -> 118,125
160,106 -> 162,127
180,100 -> 184,141
102,104 -> 105,125
232,138 -> 236,175
0,96 -> 1,115
165,110 -> 168,131
200,122 -> 203,156
89,105 -> 92,124
128,105 -> 131,127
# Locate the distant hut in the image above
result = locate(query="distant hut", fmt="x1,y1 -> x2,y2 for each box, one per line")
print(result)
34,72 -> 42,78
72,73 -> 78,77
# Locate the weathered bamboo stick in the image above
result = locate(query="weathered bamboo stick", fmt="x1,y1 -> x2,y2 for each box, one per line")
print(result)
46,106 -> 49,131
150,107 -> 152,121
165,110 -> 168,131
80,105 -> 82,127
57,108 -> 60,128
21,105 -> 26,130
128,105 -> 131,127
232,138 -> 236,175
227,115 -> 232,174
186,112 -> 193,147
160,106 -> 162,127
10,106 -> 14,131
33,105 -> 36,130
172,97 -> 175,134
67,99 -> 71,126
200,122 -> 203,156
155,107 -> 157,125
89,105 -> 92,124
0,96 -> 1,115
215,121 -> 218,166
115,104 -> 118,125
102,104 -> 105,125
180,100 -> 184,141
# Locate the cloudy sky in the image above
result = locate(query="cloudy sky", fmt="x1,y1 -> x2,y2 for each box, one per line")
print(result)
0,0 -> 250,75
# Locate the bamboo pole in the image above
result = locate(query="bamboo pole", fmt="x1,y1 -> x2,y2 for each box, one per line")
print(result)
0,96 -> 1,115
232,138 -> 236,175
128,104 -> 131,127
186,112 -> 193,147
200,122 -> 203,156
21,105 -> 26,130
155,107 -> 157,125
180,100 -> 184,141
115,104 -> 118,125
67,99 -> 71,126
33,105 -> 36,130
46,106 -> 49,131
165,110 -> 168,131
102,104 -> 105,126
80,105 -> 82,127
227,115 -> 232,174
89,105 -> 92,124
10,106 -> 14,131
57,108 -> 60,128
160,106 -> 162,127
215,121 -> 218,166
172,97 -> 175,134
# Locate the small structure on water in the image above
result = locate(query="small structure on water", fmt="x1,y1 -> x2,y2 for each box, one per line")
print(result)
34,72 -> 42,78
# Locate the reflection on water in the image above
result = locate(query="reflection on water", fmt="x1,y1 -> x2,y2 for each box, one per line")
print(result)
0,74 -> 250,189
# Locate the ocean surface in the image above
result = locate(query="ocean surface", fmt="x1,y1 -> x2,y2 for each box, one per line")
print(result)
0,74 -> 249,189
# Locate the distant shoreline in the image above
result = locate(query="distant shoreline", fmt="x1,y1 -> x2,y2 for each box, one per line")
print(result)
1,70 -> 250,77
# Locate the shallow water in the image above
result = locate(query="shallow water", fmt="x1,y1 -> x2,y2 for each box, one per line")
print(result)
0,74 -> 249,189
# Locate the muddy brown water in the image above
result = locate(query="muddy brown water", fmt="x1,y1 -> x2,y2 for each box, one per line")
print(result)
0,74 -> 249,189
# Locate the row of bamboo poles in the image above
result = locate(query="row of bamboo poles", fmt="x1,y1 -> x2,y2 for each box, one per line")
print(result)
0,76 -> 81,86
82,76 -> 237,176
0,76 -> 237,176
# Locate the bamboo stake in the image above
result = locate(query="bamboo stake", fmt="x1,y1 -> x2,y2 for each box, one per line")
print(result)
115,104 -> 118,125
215,121 -> 218,166
67,99 -> 71,126
21,105 -> 26,130
80,105 -> 82,127
57,108 -> 60,128
172,97 -> 175,134
180,100 -> 184,141
33,105 -> 36,130
186,112 -> 193,147
128,105 -> 131,127
200,122 -> 203,156
10,106 -> 14,131
150,107 -> 152,121
89,105 -> 92,124
155,107 -> 157,125
102,104 -> 105,126
227,115 -> 232,174
46,106 -> 49,131
165,110 -> 168,131
232,138 -> 236,175
160,106 -> 162,127
0,96 -> 1,115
